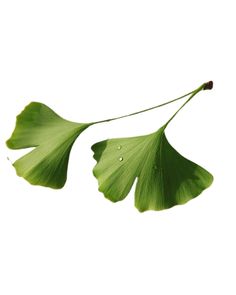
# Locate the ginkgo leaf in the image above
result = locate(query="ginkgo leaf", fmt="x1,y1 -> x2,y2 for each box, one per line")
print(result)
92,125 -> 213,212
7,102 -> 91,188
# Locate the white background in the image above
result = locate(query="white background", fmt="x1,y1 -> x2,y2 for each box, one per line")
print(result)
0,0 -> 235,294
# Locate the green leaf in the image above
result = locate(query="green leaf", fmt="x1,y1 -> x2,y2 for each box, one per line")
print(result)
92,126 -> 213,212
7,102 -> 91,189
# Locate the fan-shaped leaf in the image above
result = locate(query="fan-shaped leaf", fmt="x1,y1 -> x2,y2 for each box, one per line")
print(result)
7,102 -> 91,188
92,126 -> 213,212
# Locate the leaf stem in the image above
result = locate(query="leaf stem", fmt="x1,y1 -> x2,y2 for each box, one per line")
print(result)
93,90 -> 195,125
92,81 -> 213,125
164,81 -> 213,128
89,81 -> 213,128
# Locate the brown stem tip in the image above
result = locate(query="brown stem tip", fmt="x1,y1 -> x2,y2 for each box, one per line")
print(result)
203,81 -> 213,90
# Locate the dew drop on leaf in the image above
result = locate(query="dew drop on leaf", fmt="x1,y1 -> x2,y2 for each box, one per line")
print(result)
119,157 -> 123,162
117,145 -> 122,150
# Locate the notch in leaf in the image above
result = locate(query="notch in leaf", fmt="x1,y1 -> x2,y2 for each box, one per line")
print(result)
92,82 -> 214,211
6,102 -> 91,188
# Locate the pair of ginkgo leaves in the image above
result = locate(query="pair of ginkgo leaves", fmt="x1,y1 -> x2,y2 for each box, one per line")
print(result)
7,81 -> 214,212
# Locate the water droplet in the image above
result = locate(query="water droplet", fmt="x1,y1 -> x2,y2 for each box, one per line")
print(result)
117,145 -> 122,150
119,157 -> 123,162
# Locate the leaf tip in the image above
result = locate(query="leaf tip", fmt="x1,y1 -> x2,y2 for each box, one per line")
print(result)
6,138 -> 14,149
13,162 -> 66,190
